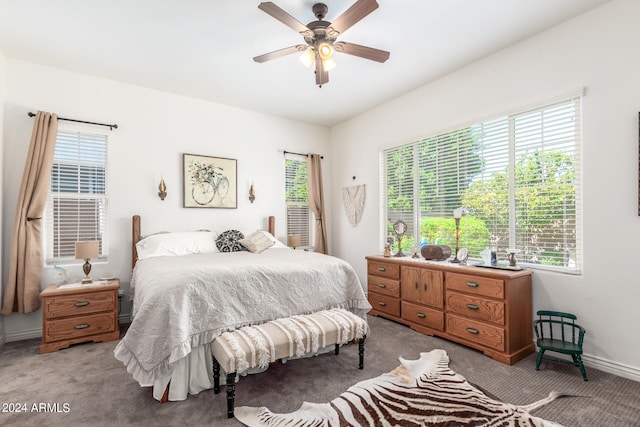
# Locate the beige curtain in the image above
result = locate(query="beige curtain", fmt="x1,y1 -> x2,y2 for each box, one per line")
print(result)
2,111 -> 58,315
307,154 -> 328,254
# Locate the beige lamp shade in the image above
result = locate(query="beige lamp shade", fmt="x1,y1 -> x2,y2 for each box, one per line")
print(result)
287,234 -> 301,248
75,241 -> 99,260
75,241 -> 99,283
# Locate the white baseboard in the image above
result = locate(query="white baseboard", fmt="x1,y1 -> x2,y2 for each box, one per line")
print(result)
583,353 -> 640,382
6,327 -> 41,342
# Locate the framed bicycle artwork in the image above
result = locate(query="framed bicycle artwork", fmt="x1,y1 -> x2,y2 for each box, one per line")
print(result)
183,153 -> 237,208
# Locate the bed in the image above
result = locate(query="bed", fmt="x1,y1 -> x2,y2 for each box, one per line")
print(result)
114,215 -> 371,401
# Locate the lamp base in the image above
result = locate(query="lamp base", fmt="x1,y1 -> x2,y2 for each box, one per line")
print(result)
81,277 -> 93,284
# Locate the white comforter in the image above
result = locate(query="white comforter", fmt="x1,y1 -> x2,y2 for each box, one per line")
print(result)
114,248 -> 371,387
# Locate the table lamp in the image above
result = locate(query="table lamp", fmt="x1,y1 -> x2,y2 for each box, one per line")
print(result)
287,234 -> 301,250
75,241 -> 99,283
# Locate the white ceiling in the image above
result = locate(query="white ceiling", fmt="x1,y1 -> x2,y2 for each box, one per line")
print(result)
0,0 -> 611,127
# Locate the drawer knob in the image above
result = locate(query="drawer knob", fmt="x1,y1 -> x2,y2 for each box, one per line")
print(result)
378,267 -> 386,272
466,303 -> 480,310
378,283 -> 387,289
424,283 -> 428,291
378,301 -> 387,307
466,327 -> 480,335
466,281 -> 479,288
416,312 -> 426,319
74,323 -> 90,330
74,301 -> 90,307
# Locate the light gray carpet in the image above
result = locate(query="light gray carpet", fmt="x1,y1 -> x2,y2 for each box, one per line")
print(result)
1,315 -> 639,426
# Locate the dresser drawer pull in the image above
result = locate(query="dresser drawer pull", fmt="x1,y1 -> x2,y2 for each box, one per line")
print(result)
415,282 -> 419,290
466,327 -> 480,334
74,323 -> 90,330
378,301 -> 387,307
424,283 -> 428,291
378,283 -> 387,289
466,303 -> 480,310
466,281 -> 479,288
378,266 -> 386,272
74,301 -> 90,307
416,312 -> 426,319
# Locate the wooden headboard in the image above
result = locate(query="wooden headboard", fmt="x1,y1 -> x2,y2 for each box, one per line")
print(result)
131,215 -> 276,269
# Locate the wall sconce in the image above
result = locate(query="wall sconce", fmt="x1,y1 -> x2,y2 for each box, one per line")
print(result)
158,175 -> 167,200
287,234 -> 301,250
75,241 -> 99,283
249,181 -> 255,203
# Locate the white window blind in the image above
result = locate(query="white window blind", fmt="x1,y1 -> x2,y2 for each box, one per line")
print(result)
285,156 -> 311,248
45,130 -> 108,265
382,96 -> 581,272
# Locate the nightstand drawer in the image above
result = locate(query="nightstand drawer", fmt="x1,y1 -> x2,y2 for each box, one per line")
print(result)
446,314 -> 505,351
44,290 -> 116,319
44,312 -> 117,342
367,293 -> 400,317
446,292 -> 505,325
402,302 -> 444,331
367,275 -> 400,297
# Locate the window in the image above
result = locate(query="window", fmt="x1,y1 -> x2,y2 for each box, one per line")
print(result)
382,96 -> 581,272
45,130 -> 108,265
285,155 -> 312,248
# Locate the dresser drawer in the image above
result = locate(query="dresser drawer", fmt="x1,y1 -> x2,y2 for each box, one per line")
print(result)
368,292 -> 400,317
446,314 -> 505,351
446,292 -> 505,325
367,261 -> 400,279
446,273 -> 504,299
44,312 -> 117,343
401,302 -> 444,331
367,275 -> 400,297
44,290 -> 116,319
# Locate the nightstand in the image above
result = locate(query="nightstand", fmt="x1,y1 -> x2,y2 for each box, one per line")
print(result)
39,279 -> 120,354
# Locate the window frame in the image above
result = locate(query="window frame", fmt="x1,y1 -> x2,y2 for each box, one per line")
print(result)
45,126 -> 109,266
381,94 -> 582,274
284,154 -> 314,249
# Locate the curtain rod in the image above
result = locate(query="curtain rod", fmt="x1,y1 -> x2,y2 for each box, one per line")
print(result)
27,112 -> 118,130
283,150 -> 324,159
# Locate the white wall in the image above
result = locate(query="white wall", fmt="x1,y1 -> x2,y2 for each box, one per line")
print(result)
330,0 -> 640,379
2,60 -> 330,339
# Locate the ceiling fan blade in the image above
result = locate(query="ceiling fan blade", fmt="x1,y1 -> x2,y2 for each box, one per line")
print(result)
315,59 -> 329,86
253,45 -> 307,63
326,0 -> 379,37
258,2 -> 312,36
334,41 -> 390,63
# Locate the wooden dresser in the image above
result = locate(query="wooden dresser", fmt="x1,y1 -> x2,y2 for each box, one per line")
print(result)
40,280 -> 120,354
367,256 -> 534,365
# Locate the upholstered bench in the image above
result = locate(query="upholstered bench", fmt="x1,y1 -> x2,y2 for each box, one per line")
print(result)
211,308 -> 368,418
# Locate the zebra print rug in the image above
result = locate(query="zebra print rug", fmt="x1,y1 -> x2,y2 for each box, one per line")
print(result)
234,349 -> 564,426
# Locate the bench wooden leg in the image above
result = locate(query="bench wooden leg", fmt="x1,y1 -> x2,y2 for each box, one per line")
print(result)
335,343 -> 340,355
213,357 -> 221,393
226,372 -> 236,418
359,336 -> 366,369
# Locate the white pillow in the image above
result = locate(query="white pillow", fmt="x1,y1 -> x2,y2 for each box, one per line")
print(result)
239,231 -> 275,254
255,230 -> 288,248
136,231 -> 218,260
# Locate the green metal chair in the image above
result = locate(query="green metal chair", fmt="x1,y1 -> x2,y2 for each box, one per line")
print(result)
533,310 -> 587,381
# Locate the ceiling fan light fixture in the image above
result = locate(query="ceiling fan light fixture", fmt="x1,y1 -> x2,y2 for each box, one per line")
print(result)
317,42 -> 333,60
299,48 -> 315,68
322,57 -> 336,71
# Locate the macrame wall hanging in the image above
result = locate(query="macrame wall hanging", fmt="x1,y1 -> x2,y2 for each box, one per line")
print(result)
342,184 -> 366,227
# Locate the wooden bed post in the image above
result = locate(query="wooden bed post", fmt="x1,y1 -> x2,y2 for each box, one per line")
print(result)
132,215 -> 141,269
268,215 -> 275,236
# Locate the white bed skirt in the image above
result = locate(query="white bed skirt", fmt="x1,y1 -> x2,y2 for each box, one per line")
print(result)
151,342 -> 336,401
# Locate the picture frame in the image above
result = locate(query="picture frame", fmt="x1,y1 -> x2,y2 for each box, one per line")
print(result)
183,153 -> 237,208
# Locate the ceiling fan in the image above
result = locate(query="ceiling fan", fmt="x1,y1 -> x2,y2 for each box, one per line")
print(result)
253,0 -> 390,87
